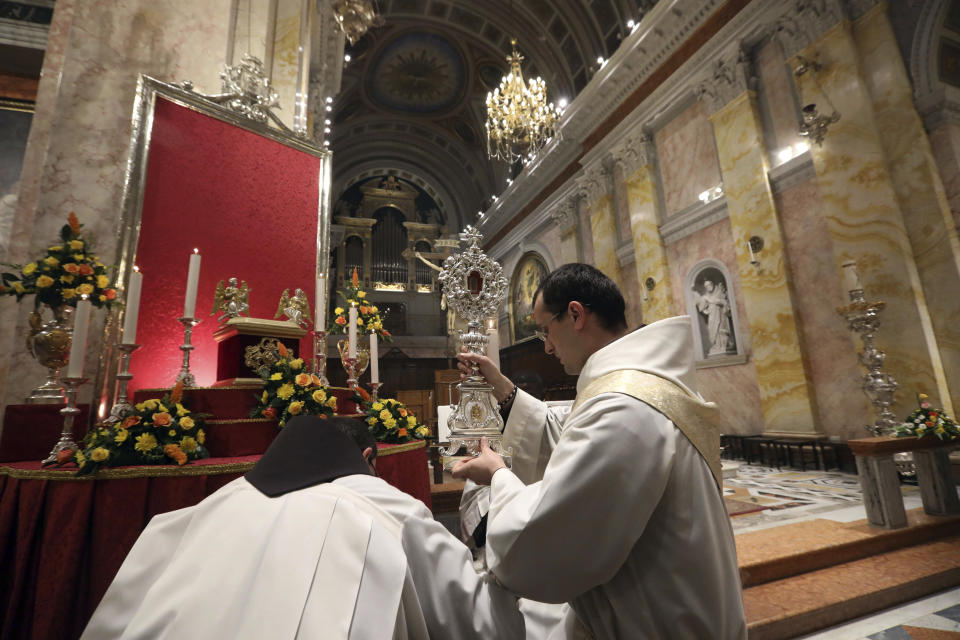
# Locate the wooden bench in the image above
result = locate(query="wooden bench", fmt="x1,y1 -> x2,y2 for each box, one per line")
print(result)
848,435 -> 960,529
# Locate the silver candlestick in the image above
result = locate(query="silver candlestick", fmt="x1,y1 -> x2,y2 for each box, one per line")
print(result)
369,381 -> 382,401
103,343 -> 141,424
175,317 -> 200,387
343,354 -> 358,390
437,226 -> 511,459
837,289 -> 899,436
42,376 -> 86,465
313,329 -> 329,385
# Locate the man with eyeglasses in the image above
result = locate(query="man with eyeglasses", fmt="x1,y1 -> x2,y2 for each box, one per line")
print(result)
453,263 -> 746,639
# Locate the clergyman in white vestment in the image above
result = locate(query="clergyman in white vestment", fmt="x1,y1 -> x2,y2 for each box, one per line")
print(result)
454,263 -> 747,639
81,416 -> 526,640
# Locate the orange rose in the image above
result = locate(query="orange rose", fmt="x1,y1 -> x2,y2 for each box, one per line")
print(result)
277,342 -> 289,357
335,316 -> 346,326
382,330 -> 391,337
359,306 -> 369,314
398,428 -> 408,437
263,407 -> 277,419
56,448 -> 76,465
295,373 -> 311,386
152,412 -> 173,427
121,415 -> 142,428
63,263 -> 80,274
164,444 -> 187,465
103,289 -> 116,300
78,264 -> 94,276
355,387 -> 371,402
399,408 -> 407,417
310,374 -> 322,386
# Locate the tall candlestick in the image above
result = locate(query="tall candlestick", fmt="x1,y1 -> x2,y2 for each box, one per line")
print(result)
315,274 -> 326,332
183,249 -> 201,318
121,267 -> 142,344
348,304 -> 357,358
66,296 -> 92,378
370,331 -> 379,383
842,260 -> 862,295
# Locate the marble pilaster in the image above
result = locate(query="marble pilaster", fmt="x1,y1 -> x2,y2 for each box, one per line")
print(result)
0,0 -> 233,422
709,91 -> 819,436
551,196 -> 581,266
577,162 -> 622,289
793,19 -> 951,417
613,133 -> 675,323
851,4 -> 960,414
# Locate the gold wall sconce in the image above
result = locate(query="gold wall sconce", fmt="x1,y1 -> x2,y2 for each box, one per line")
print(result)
643,276 -> 656,301
794,56 -> 840,146
747,236 -> 763,266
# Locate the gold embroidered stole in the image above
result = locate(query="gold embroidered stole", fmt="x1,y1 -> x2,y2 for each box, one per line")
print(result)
571,370 -> 722,489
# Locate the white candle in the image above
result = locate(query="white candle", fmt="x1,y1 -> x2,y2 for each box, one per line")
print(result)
183,249 -> 201,318
348,304 -> 357,358
314,274 -> 325,332
67,296 -> 92,378
487,318 -> 500,369
121,267 -> 142,344
370,331 -> 379,383
842,260 -> 862,293
746,239 -> 757,263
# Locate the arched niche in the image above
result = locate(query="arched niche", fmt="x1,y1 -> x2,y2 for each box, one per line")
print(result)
684,259 -> 744,363
509,251 -> 549,344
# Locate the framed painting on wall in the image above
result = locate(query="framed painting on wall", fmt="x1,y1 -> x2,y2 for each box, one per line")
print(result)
509,252 -> 548,343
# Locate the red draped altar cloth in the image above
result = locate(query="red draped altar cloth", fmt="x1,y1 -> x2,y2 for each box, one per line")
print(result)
0,442 -> 429,640
0,404 -> 91,462
130,97 -> 323,392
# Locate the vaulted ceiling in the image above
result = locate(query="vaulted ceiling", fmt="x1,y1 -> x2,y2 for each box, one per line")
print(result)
328,0 -> 656,232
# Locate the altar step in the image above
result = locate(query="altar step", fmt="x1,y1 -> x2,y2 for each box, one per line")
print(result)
739,510 -> 960,639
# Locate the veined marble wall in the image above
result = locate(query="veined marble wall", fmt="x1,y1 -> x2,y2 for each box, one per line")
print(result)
0,0 -> 233,420
655,100 -> 722,215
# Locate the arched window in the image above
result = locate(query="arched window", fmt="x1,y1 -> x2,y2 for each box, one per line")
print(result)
371,207 -> 408,286
414,240 -> 434,288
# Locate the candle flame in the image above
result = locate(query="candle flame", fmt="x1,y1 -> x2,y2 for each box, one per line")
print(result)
193,248 -> 199,254
81,294 -> 89,300
133,265 -> 140,272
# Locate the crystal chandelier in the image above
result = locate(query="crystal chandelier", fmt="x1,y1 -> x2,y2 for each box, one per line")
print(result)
485,39 -> 562,163
332,0 -> 380,45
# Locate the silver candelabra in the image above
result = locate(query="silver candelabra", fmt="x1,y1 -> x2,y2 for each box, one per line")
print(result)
313,329 -> 329,385
437,226 -> 511,459
104,343 -> 141,424
175,316 -> 200,387
42,376 -> 86,465
837,289 -> 899,437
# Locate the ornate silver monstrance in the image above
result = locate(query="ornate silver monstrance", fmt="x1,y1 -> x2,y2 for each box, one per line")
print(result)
438,226 -> 511,459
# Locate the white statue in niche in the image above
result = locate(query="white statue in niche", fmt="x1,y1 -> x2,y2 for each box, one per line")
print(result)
691,273 -> 736,357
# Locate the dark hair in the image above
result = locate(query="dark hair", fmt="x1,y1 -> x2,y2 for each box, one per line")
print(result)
329,417 -> 378,461
534,263 -> 627,331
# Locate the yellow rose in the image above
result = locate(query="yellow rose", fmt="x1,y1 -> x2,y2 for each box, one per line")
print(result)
36,275 -> 54,288
73,253 -> 84,261
385,418 -> 397,428
96,275 -> 109,288
156,402 -> 168,412
357,291 -> 366,298
22,262 -> 37,275
380,409 -> 391,420
114,428 -> 128,443
326,396 -> 337,409
168,429 -> 177,437
312,389 -> 327,403
415,426 -> 428,437
180,436 -> 198,453
77,283 -> 94,295
61,288 -> 77,299
99,295 -> 106,302
277,383 -> 295,400
262,390 -> 269,403
290,358 -> 303,370
60,275 -> 75,284
372,402 -> 383,411
11,282 -> 25,294
270,372 -> 283,381
288,401 -> 304,415
68,239 -> 84,250
334,307 -> 344,315
90,447 -> 109,462
295,373 -> 311,386
179,416 -> 195,430
356,318 -> 363,325
175,403 -> 189,417
43,256 -> 59,266
197,429 -> 206,444
134,433 -> 158,452
371,306 -> 378,313
143,399 -> 158,410
367,417 -> 377,426
407,416 -> 416,426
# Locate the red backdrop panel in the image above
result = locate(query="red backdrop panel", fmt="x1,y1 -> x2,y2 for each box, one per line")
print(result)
131,98 -> 322,391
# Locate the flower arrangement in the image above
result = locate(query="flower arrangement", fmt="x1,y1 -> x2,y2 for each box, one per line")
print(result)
329,267 -> 391,341
251,342 -> 337,427
353,387 -> 429,443
51,381 -> 210,475
895,393 -> 959,441
0,213 -> 117,308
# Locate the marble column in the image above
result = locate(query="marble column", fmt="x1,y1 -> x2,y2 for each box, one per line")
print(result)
612,132 -> 675,323
700,49 -> 819,436
792,19 -> 951,417
551,196 -> 581,266
0,0 -> 233,422
577,161 -> 622,288
851,4 -> 960,414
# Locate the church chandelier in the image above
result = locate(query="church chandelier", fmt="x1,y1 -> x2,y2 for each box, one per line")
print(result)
332,0 -> 381,45
485,39 -> 562,163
